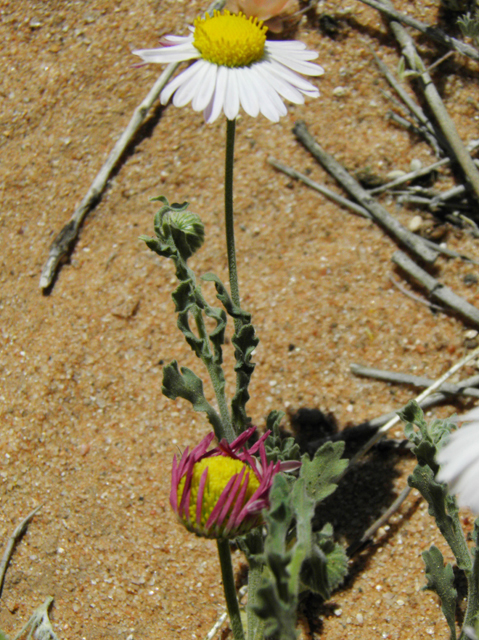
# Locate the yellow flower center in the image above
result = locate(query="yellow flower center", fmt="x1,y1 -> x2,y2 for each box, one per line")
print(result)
193,11 -> 267,68
179,456 -> 260,527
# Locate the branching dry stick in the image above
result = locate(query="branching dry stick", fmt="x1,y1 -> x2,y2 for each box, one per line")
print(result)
370,48 -> 442,154
347,485 -> 413,556
364,384 -> 479,428
39,63 -> 179,290
0,505 -> 42,600
270,156 -> 478,263
369,141 -> 479,195
392,250 -> 479,325
351,363 -> 479,398
357,0 -> 479,60
293,120 -> 439,264
389,272 -> 447,311
381,0 -> 480,199
39,0 -> 226,290
268,157 -> 372,219
344,348 -> 480,474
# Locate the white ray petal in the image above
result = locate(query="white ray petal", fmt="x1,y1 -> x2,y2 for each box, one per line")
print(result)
163,34 -> 193,44
224,69 -> 240,120
248,69 -> 285,122
255,64 -> 304,104
269,53 -> 325,76
133,42 -> 199,63
266,59 -> 321,93
204,65 -> 228,123
160,60 -> 205,104
173,60 -> 212,107
191,63 -> 217,112
265,40 -> 308,50
237,68 -> 260,117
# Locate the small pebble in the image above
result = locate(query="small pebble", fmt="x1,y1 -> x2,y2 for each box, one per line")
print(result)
334,608 -> 342,616
408,215 -> 423,232
332,86 -> 347,97
410,159 -> 423,171
356,613 -> 364,624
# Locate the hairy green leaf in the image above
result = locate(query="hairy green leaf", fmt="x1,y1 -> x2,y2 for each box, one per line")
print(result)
300,441 -> 347,505
161,361 -> 224,439
422,545 -> 457,640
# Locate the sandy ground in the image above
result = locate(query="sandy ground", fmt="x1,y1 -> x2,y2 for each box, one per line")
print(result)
0,0 -> 478,639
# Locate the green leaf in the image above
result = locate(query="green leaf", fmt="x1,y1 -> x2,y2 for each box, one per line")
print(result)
254,578 -> 298,640
265,473 -> 295,555
264,411 -> 301,465
0,631 -> 9,640
161,361 -> 224,440
408,463 -> 472,572
300,441 -> 347,505
422,545 -> 457,640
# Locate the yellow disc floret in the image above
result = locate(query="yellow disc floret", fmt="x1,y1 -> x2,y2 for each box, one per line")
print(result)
193,10 -> 267,68
179,456 -> 260,527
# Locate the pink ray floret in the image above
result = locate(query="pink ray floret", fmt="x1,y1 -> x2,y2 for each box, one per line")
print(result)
170,426 -> 300,538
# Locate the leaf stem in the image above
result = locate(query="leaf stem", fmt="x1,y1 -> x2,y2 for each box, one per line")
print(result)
217,538 -> 245,640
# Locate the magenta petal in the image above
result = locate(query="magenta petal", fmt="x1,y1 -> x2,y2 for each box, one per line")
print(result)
196,467 -> 209,527
205,472 -> 242,531
215,468 -> 247,528
224,472 -> 250,535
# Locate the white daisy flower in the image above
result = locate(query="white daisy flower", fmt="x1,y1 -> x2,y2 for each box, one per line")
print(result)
133,10 -> 324,123
436,408 -> 479,514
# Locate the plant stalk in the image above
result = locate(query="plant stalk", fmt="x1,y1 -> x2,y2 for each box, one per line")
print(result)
225,118 -> 241,311
193,309 -> 234,442
217,538 -> 246,640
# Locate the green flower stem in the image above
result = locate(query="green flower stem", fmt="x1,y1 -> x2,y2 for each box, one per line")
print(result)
217,538 -> 246,640
225,118 -> 241,314
193,308 -> 235,443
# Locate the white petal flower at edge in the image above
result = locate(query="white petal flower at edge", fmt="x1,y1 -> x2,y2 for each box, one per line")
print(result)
436,408 -> 479,514
133,10 -> 324,123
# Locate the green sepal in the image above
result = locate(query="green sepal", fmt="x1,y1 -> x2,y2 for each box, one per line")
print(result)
161,361 -> 224,440
422,545 -> 457,640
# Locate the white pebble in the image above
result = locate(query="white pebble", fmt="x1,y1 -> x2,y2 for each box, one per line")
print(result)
410,158 -> 423,172
333,86 -> 348,97
408,215 -> 423,232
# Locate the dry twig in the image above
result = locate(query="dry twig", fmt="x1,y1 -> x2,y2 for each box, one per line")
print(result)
363,384 -> 479,428
269,156 -> 478,263
293,120 -> 439,264
382,0 -> 479,199
351,363 -> 479,397
347,485 -> 413,556
344,348 -> 480,472
357,0 -> 479,60
39,0 -> 226,290
0,505 -> 42,600
369,141 -> 479,196
392,250 -> 479,325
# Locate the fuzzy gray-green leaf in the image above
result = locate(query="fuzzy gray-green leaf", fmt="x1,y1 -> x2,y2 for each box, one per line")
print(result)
422,545 -> 457,640
300,441 -> 347,505
161,361 -> 224,439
